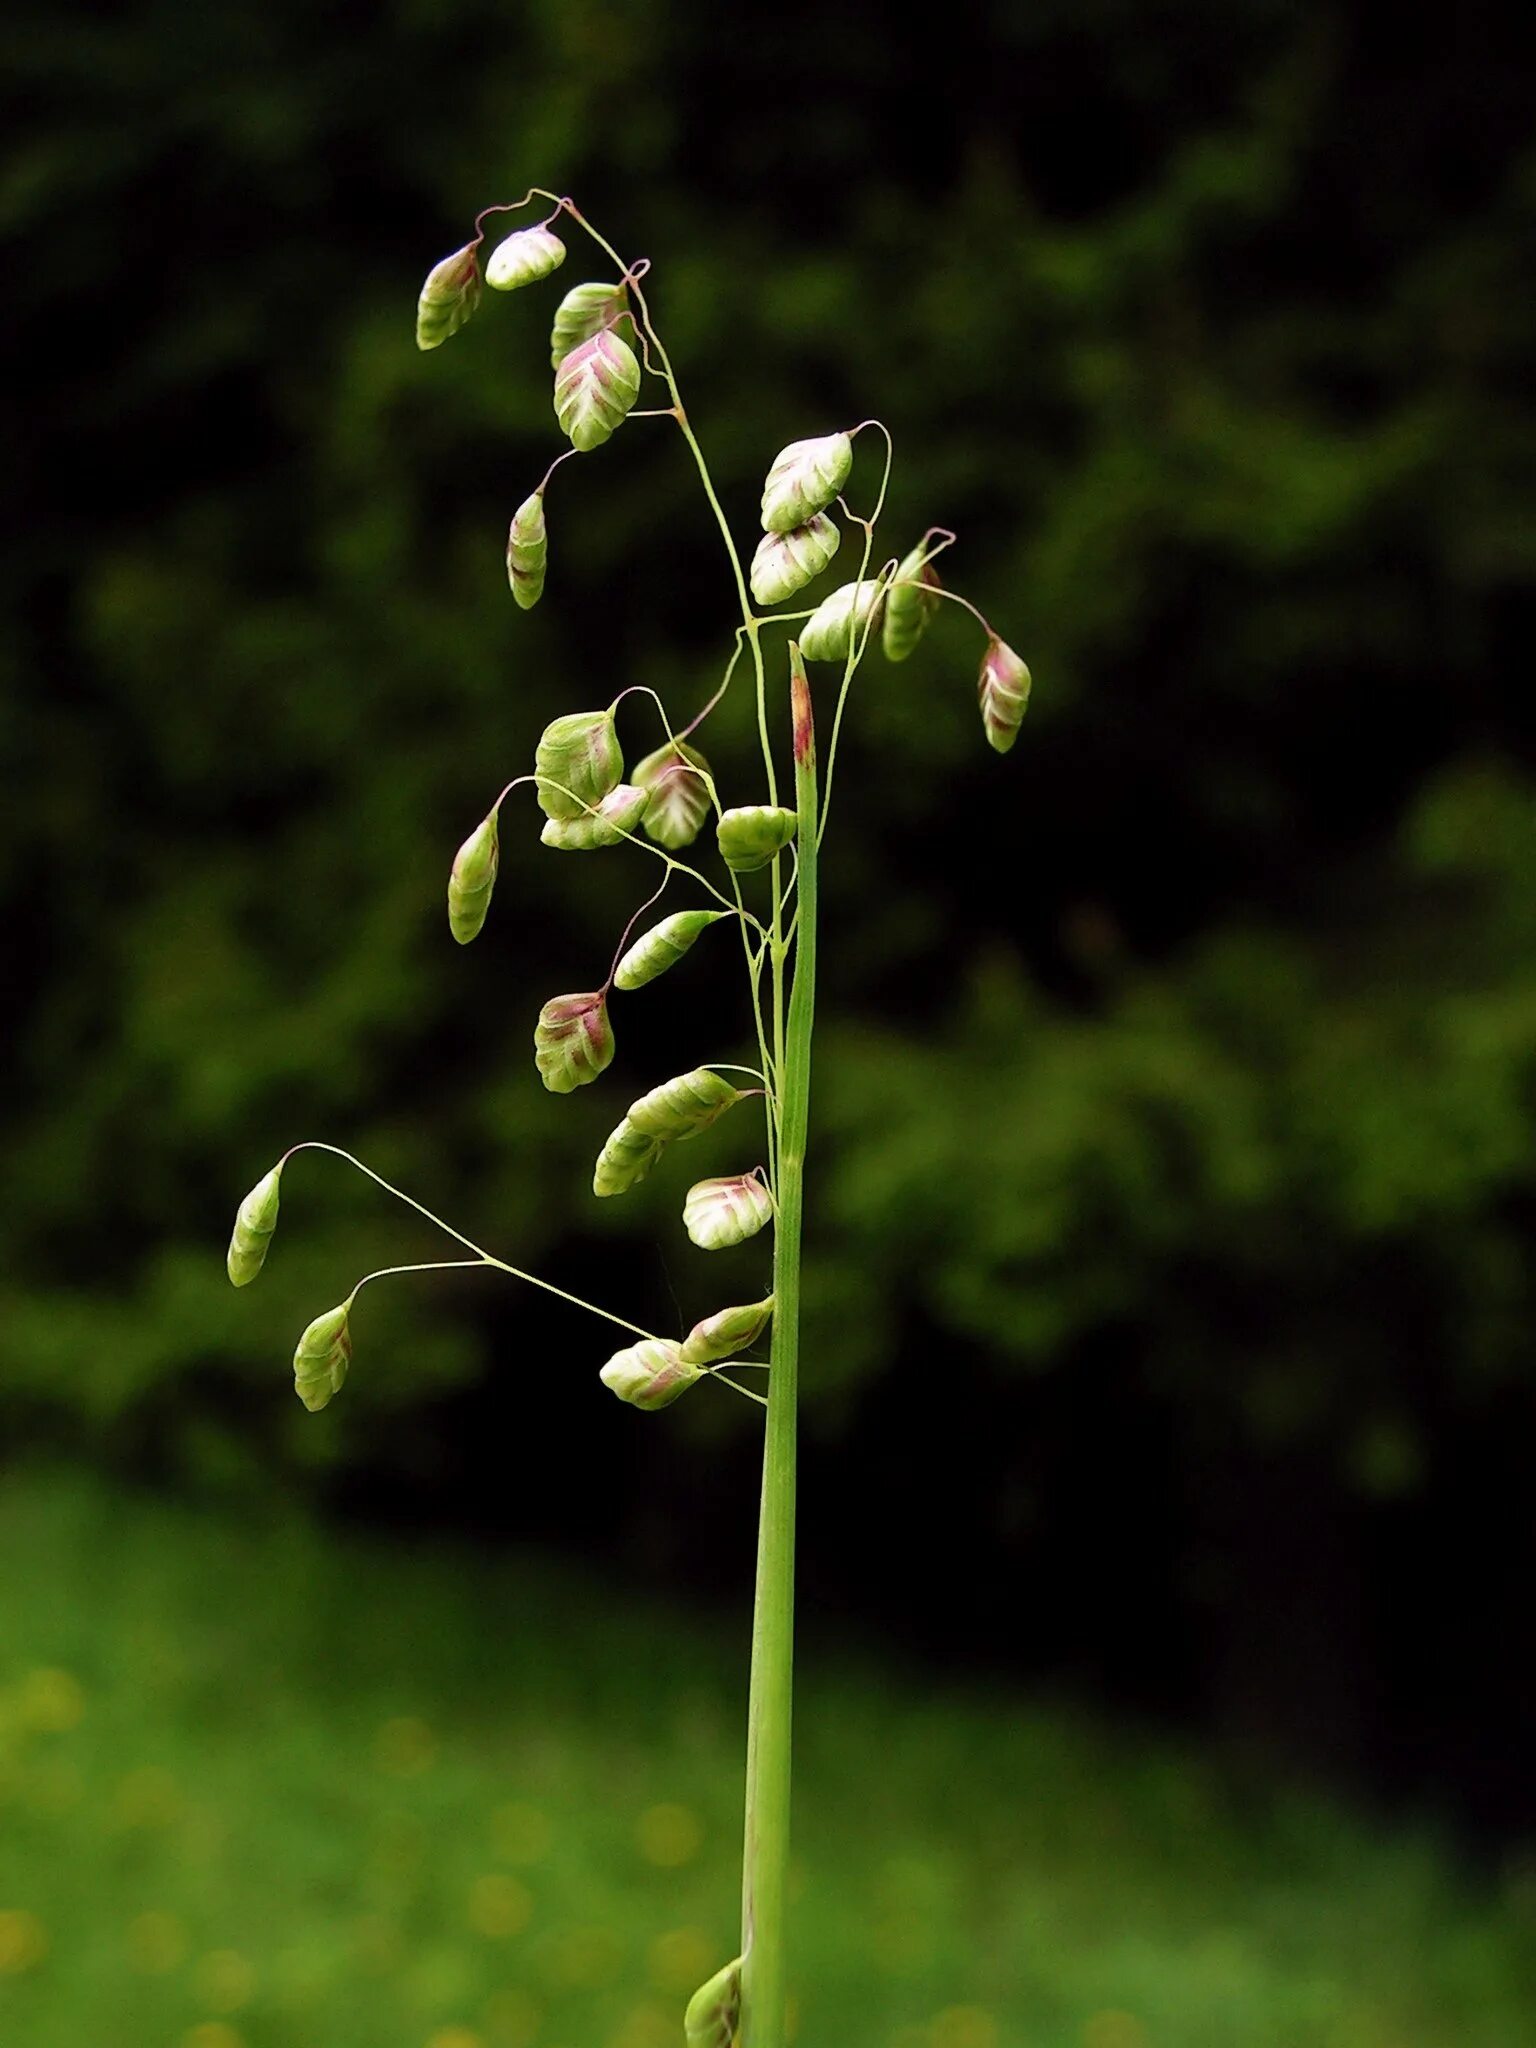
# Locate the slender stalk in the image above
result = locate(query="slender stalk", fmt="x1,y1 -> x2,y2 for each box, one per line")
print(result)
740,647 -> 818,2048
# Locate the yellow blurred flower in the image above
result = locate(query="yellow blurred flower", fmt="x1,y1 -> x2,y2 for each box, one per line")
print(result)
647,1925 -> 715,1994
932,2008 -> 998,2048
607,2002 -> 674,2048
468,1873 -> 533,1939
375,1715 -> 437,1776
491,1801 -> 552,1864
427,2029 -> 484,2048
195,1949 -> 257,2013
18,1667 -> 86,1732
636,1802 -> 703,1867
482,1986 -> 541,2047
182,2026 -> 244,2048
0,1909 -> 49,1974
127,1910 -> 189,1973
113,1764 -> 182,1828
1083,2014 -> 1149,2048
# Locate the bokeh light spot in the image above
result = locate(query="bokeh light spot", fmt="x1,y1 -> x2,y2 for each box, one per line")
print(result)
195,1948 -> 257,2013
647,1924 -> 715,1993
376,1715 -> 437,1776
932,2007 -> 997,2048
427,2029 -> 485,2048
113,1765 -> 182,1828
469,1873 -> 533,1939
483,1986 -> 541,2046
608,2001 -> 675,2048
127,1910 -> 189,1974
1083,2013 -> 1149,2048
0,1909 -> 49,1973
18,1667 -> 86,1732
636,1802 -> 703,1867
182,2026 -> 244,2048
492,1801 -> 552,1864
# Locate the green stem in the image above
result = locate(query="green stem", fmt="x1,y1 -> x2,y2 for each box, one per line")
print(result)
740,647 -> 818,2048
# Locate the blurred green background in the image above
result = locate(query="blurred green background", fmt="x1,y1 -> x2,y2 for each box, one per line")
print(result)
3,1 -> 1536,2043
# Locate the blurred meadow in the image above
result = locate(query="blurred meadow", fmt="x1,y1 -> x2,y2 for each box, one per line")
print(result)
4,0 -> 1536,2042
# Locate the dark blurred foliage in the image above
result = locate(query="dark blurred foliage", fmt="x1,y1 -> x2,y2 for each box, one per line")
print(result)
3,1 -> 1535,1832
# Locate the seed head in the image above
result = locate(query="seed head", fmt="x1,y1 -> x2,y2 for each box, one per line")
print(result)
506,491 -> 548,611
292,1301 -> 352,1412
599,1338 -> 703,1411
799,579 -> 885,663
485,223 -> 566,291
977,635 -> 1032,754
539,783 -> 648,851
415,243 -> 482,352
683,1173 -> 775,1251
591,1117 -> 665,1198
554,329 -> 641,453
447,809 -> 500,943
593,1068 -> 743,1197
749,514 -> 841,607
716,805 -> 797,873
614,909 -> 730,990
226,1164 -> 282,1287
882,542 -> 942,663
535,709 -> 624,822
549,280 -> 630,368
633,739 -> 712,850
760,433 -> 854,533
534,991 -> 615,1094
684,1958 -> 742,2048
679,1296 -> 774,1366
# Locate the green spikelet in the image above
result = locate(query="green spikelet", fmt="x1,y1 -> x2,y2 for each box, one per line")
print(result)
534,991 -> 615,1094
800,579 -> 885,663
978,635 -> 1032,754
415,243 -> 481,351
593,1068 -> 743,1198
633,739 -> 712,850
554,330 -> 641,453
549,280 -> 629,368
292,1301 -> 352,1413
760,432 -> 853,532
683,1174 -> 775,1251
506,491 -> 547,610
684,1957 -> 742,2048
535,709 -> 623,822
599,1338 -> 703,1411
591,1119 -> 664,1198
749,514 -> 841,607
883,541 -> 942,662
613,909 -> 730,990
539,783 -> 648,851
716,805 -> 797,873
679,1296 -> 774,1366
447,809 -> 499,944
226,1165 -> 282,1287
485,223 -> 566,291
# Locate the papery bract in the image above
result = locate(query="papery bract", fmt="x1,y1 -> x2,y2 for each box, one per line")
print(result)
633,738 -> 712,849
534,991 -> 615,1093
978,635 -> 1032,754
554,329 -> 641,453
749,515 -> 841,607
415,243 -> 481,351
293,1301 -> 352,1412
485,223 -> 566,291
760,433 -> 853,533
683,1173 -> 775,1250
227,1165 -> 282,1287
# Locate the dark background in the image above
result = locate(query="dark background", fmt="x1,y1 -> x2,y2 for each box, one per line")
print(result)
5,0 -> 1535,1851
